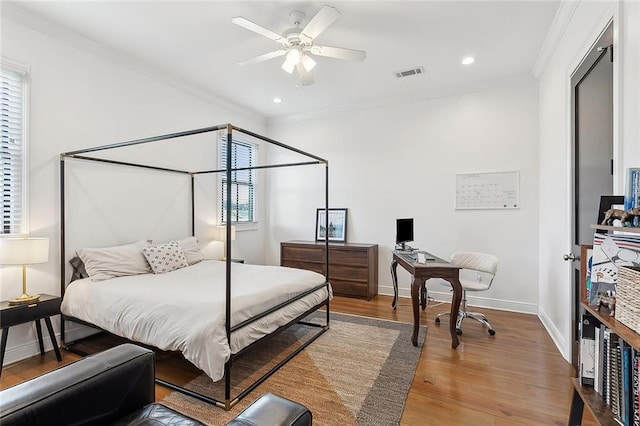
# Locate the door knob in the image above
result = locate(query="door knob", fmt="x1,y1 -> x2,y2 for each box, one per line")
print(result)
563,253 -> 577,262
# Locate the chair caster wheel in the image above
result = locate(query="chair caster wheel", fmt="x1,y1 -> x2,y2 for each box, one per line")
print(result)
435,317 -> 440,325
488,329 -> 496,336
456,328 -> 462,336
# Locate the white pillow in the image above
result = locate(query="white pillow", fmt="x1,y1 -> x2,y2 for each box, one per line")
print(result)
142,240 -> 189,274
176,236 -> 205,265
77,240 -> 152,282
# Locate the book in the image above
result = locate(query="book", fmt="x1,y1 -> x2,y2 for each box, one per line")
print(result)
632,348 -> 639,426
595,324 -> 602,394
604,328 -> 611,403
625,168 -> 640,211
581,313 -> 597,387
612,337 -> 621,419
621,340 -> 631,425
637,170 -> 640,213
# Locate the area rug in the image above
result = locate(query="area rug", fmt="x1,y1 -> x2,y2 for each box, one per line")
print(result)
161,312 -> 425,425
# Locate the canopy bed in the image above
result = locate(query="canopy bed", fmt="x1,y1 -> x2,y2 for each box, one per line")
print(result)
59,124 -> 331,410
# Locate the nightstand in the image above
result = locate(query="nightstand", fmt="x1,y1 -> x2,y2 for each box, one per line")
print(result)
0,294 -> 62,373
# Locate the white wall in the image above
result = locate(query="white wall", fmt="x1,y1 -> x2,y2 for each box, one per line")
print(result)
537,0 -> 640,361
1,14 -> 266,364
266,79 -> 540,314
618,1 -> 640,178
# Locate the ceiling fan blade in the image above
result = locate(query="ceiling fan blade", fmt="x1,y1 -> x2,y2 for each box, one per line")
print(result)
296,63 -> 315,86
238,50 -> 287,67
232,17 -> 286,44
310,45 -> 367,62
301,5 -> 340,40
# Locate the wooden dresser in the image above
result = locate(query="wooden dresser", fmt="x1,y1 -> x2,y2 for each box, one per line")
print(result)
280,241 -> 378,300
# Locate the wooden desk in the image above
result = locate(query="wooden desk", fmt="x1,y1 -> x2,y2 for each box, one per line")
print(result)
390,252 -> 462,348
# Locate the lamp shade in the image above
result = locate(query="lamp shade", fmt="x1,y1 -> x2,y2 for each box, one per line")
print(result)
0,237 -> 50,265
215,225 -> 236,241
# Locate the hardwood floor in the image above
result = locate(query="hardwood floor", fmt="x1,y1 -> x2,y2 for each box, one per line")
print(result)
0,295 -> 595,425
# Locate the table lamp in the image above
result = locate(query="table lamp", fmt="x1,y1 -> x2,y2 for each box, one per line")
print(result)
216,225 -> 236,260
0,236 -> 49,305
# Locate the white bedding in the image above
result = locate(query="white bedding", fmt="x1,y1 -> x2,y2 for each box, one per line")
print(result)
61,260 -> 330,381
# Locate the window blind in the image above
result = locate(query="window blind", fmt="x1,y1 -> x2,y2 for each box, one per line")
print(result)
220,137 -> 257,223
1,68 -> 25,235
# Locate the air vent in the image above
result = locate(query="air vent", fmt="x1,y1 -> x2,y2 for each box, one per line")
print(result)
394,66 -> 425,79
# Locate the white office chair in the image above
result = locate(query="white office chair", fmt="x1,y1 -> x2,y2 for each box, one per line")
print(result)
434,251 -> 499,336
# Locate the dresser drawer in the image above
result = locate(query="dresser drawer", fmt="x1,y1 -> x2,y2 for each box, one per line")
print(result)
281,245 -> 324,263
330,280 -> 369,299
329,265 -> 368,282
329,248 -> 369,266
282,260 -> 324,275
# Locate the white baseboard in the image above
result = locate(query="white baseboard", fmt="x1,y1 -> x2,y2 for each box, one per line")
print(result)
2,321 -> 101,367
2,332 -> 60,367
538,305 -> 570,363
378,285 -> 538,315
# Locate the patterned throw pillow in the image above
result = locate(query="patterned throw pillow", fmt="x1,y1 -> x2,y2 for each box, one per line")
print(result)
142,240 -> 189,274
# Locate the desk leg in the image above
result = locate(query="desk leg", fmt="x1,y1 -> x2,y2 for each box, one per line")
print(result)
445,277 -> 462,349
411,276 -> 423,347
35,319 -> 45,355
390,259 -> 399,309
420,283 -> 427,311
0,328 -> 8,376
44,317 -> 62,362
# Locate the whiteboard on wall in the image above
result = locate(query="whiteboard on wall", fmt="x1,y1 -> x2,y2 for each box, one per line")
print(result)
455,171 -> 520,210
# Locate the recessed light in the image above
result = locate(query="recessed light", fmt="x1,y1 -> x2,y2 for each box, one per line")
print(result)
462,57 -> 475,65
273,97 -> 282,103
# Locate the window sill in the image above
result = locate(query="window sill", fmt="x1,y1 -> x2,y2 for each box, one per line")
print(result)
221,222 -> 258,232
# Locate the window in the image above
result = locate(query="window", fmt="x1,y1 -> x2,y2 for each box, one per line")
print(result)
1,63 -> 27,235
219,137 -> 257,224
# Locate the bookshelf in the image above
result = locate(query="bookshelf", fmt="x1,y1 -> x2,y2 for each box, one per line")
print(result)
591,224 -> 640,234
570,301 -> 640,425
569,225 -> 640,425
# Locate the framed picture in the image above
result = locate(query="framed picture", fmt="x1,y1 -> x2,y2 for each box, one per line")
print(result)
316,208 -> 348,243
596,195 -> 624,224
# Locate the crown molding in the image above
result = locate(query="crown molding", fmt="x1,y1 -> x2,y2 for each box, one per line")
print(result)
532,0 -> 581,79
1,2 -> 266,126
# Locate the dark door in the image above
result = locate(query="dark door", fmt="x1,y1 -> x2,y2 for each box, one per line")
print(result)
568,22 -> 614,370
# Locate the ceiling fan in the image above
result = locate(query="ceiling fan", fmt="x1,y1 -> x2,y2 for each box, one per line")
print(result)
232,5 -> 366,86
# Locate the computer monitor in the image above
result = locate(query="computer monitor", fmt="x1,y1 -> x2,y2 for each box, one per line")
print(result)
396,218 -> 414,250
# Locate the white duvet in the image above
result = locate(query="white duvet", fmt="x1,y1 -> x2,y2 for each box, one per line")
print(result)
61,260 -> 330,381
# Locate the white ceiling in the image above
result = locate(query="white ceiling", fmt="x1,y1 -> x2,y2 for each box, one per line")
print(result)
6,1 -> 560,119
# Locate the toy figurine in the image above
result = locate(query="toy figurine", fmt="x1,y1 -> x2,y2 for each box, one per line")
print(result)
601,208 -> 640,227
628,207 -> 640,227
596,291 -> 616,317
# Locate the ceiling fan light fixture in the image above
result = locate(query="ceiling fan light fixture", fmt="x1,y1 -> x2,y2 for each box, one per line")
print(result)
301,54 -> 316,72
281,49 -> 301,73
232,5 -> 366,87
282,59 -> 296,74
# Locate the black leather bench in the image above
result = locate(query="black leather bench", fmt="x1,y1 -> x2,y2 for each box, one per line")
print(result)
0,343 -> 311,426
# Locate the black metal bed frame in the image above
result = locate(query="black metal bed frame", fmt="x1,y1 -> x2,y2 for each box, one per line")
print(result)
59,123 -> 331,410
